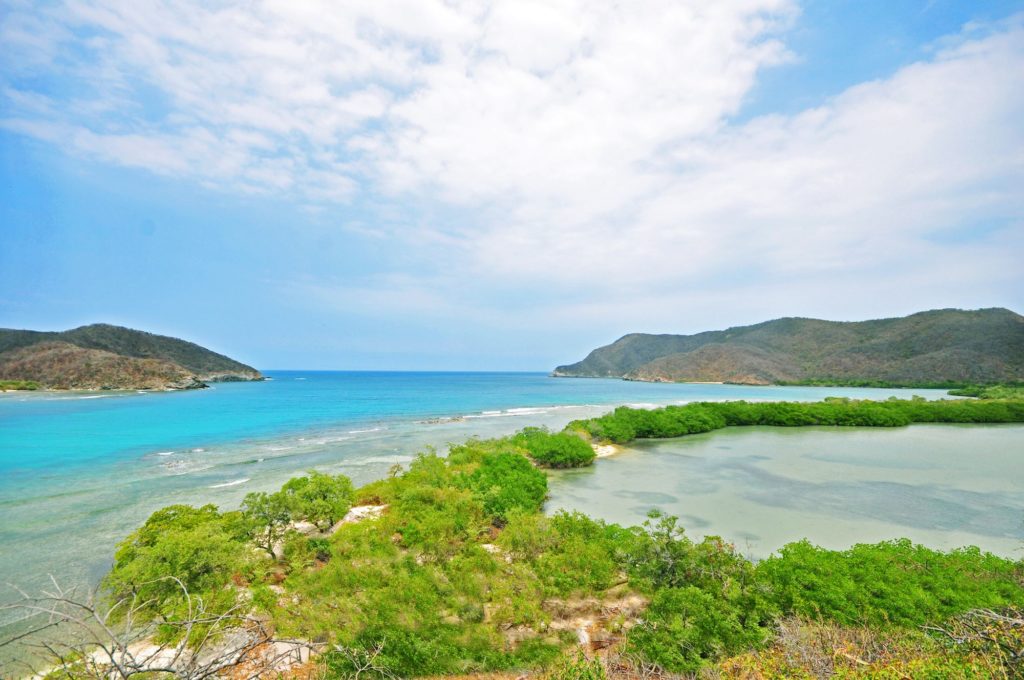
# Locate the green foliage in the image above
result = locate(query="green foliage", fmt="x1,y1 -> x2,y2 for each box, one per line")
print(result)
496,510 -> 627,597
278,452 -> 563,676
573,398 -> 1024,444
622,512 -> 774,673
104,504 -> 248,618
757,539 -> 1024,628
573,403 -> 726,443
627,585 -> 770,675
0,379 -> 39,390
241,471 -> 354,559
446,440 -> 548,526
241,490 -> 291,557
280,470 -> 355,531
512,427 -> 596,468
949,383 -> 1024,399
282,531 -> 333,571
98,403 -> 1024,679
542,652 -> 607,680
463,450 -> 547,525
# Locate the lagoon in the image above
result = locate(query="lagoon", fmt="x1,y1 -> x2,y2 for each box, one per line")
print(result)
546,424 -> 1024,558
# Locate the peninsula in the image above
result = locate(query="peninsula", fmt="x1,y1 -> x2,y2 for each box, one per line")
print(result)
0,323 -> 262,390
553,307 -> 1024,386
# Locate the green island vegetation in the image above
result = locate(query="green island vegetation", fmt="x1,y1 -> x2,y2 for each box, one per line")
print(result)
24,398 -> 1024,679
775,380 -> 1024,393
949,383 -> 1024,400
775,378 -> 978,389
0,379 -> 39,390
512,427 -> 597,468
567,395 -> 1024,444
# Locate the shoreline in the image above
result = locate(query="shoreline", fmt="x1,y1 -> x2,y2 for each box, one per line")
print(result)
0,382 -> 966,633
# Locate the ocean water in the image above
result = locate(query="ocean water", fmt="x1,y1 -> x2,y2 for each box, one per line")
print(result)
0,371 -> 964,650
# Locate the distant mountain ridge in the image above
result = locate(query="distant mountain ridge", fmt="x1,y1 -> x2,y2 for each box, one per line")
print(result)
0,324 -> 262,390
553,308 -> 1024,386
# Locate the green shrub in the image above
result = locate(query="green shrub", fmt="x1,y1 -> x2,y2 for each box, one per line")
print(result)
458,449 -> 548,526
0,379 -> 39,390
573,398 -> 1024,445
757,539 -> 1024,628
512,427 -> 596,468
620,512 -> 774,673
543,652 -> 607,680
626,585 -> 770,674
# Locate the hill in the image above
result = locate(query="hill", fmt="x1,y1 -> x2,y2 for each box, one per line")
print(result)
553,308 -> 1024,386
0,324 -> 262,390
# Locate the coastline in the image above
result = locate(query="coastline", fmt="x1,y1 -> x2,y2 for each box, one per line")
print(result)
0,377 -> 964,655
591,442 -> 621,458
1,376 -> 1017,674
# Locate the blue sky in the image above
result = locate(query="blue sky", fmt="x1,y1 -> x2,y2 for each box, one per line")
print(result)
2,0 -> 1022,370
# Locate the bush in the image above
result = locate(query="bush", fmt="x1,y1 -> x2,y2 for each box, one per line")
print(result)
620,512 -> 774,673
543,652 -> 607,680
460,449 -> 548,525
757,539 -> 1024,628
242,471 -> 355,558
626,586 -> 770,675
573,398 -> 1024,445
512,427 -> 596,468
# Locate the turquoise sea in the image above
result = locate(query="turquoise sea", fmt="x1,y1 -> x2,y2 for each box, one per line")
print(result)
0,371 -> 1000,649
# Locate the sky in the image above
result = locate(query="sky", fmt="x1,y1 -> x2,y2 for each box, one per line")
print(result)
1,0 -> 1022,370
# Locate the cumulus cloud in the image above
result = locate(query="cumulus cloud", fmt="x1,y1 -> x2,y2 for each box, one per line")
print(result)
2,1 -> 1022,343
1,0 -> 796,201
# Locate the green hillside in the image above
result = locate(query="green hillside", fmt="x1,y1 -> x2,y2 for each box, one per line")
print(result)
553,308 -> 1024,385
0,324 -> 262,390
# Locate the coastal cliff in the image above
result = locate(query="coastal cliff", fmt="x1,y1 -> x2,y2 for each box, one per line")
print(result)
554,307 -> 1024,385
0,323 -> 262,390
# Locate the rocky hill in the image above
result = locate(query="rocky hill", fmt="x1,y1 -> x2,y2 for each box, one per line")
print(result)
0,324 -> 262,390
553,308 -> 1024,386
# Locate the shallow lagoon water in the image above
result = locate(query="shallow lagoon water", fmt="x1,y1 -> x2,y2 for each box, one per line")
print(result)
546,424 -> 1024,558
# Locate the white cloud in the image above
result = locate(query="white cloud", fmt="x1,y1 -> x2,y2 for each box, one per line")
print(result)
459,16 -> 1024,295
1,0 -> 796,204
2,2 -> 1022,348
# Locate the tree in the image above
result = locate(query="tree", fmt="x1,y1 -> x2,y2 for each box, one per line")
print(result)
241,491 -> 292,558
104,505 -> 247,617
281,471 -> 355,531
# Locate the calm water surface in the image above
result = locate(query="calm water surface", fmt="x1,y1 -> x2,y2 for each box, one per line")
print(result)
547,424 -> 1024,558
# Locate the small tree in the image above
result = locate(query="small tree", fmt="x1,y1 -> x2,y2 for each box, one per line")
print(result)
281,471 -> 354,531
104,505 -> 247,618
241,491 -> 293,558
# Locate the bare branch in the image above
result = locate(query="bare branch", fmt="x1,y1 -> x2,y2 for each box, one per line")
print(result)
2,577 -> 320,679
